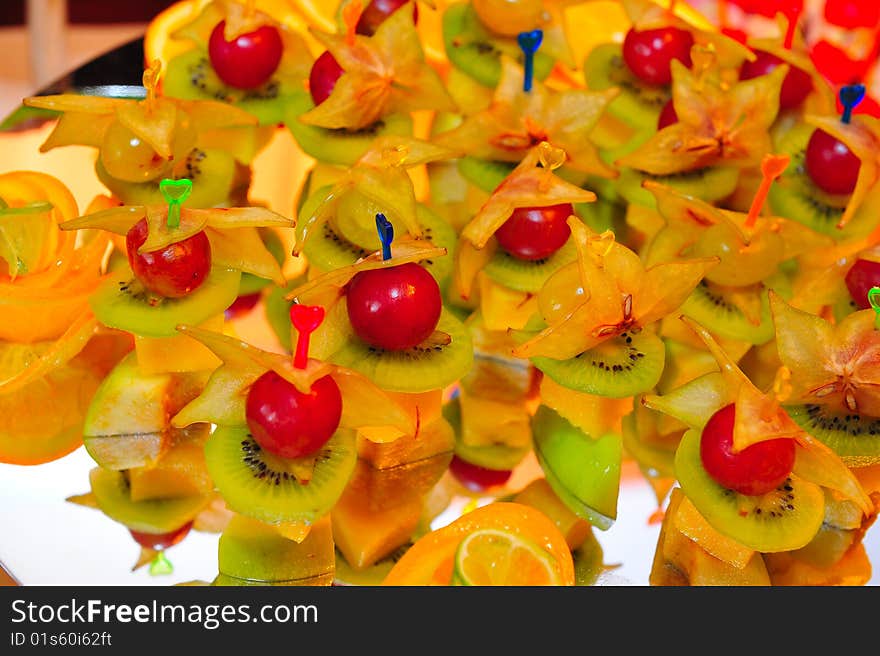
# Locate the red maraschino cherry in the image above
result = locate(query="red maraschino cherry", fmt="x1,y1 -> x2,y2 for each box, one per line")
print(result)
126,180 -> 211,299
309,50 -> 345,106
700,404 -> 796,496
449,454 -> 512,492
208,20 -> 283,89
845,259 -> 880,309
622,26 -> 694,86
740,51 -> 812,110
494,203 -> 574,261
657,99 -> 678,129
346,214 -> 442,351
805,84 -> 865,196
356,0 -> 418,36
245,304 -> 343,459
130,522 -> 193,551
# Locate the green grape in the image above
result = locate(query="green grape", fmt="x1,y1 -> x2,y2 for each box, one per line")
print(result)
691,223 -> 783,287
538,262 -> 585,324
100,121 -> 169,183
472,0 -> 547,37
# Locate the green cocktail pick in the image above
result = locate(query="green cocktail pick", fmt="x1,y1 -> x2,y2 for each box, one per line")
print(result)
868,287 -> 880,329
148,551 -> 174,576
160,178 -> 192,229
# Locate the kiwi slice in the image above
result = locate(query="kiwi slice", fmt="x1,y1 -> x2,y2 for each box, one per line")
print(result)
205,425 -> 357,526
531,330 -> 665,398
483,239 -> 578,294
442,3 -> 554,89
164,49 -> 297,126
616,165 -> 740,210
675,428 -> 825,552
457,157 -> 514,193
284,91 -> 413,167
585,43 -> 670,132
89,467 -> 209,534
90,266 -> 241,339
679,281 -> 774,345
238,228 -> 286,296
769,123 -> 876,238
784,404 -> 880,467
329,310 -> 473,393
264,284 -> 294,353
95,147 -> 241,208
443,396 -> 530,470
531,405 -> 621,530
216,514 -> 335,586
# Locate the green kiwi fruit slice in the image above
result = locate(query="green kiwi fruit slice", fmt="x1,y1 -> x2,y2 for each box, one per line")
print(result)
457,157 -> 514,193
531,405 -> 621,530
442,3 -> 554,89
264,283 -> 294,353
531,330 -> 665,398
615,165 -> 740,210
238,228 -> 286,296
443,396 -> 530,470
329,309 -> 473,393
784,404 -> 880,467
90,266 -> 241,339
284,91 -> 413,167
769,123 -> 876,239
216,513 -> 335,585
679,281 -> 774,345
674,428 -> 825,552
584,43 -> 669,132
163,49 -> 297,126
483,239 -> 578,294
205,425 -> 357,526
95,147 -> 240,208
89,467 -> 209,534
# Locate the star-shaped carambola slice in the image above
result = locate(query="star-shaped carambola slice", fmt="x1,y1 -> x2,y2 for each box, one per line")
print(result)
298,7 -> 455,131
771,292 -> 880,428
643,165 -> 833,283
805,112 -> 880,230
60,199 -> 291,286
454,142 -> 597,298
512,216 -> 716,360
170,325 -> 421,443
293,136 -> 456,254
615,56 -> 786,175
24,61 -> 258,179
433,57 -> 618,177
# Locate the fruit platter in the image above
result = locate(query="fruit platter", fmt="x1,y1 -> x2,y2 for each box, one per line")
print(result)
2,0 -> 880,586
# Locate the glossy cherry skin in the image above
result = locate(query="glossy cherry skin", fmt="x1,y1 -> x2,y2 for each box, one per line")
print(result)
246,371 -> 342,459
346,262 -> 442,351
700,404 -> 796,496
130,522 -> 193,551
739,51 -> 812,110
494,203 -> 574,261
449,455 -> 512,493
309,50 -> 345,106
805,129 -> 861,196
126,219 -> 211,299
356,0 -> 418,36
657,99 -> 678,129
208,21 -> 283,90
225,293 -> 261,320
845,258 -> 880,309
622,26 -> 694,86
